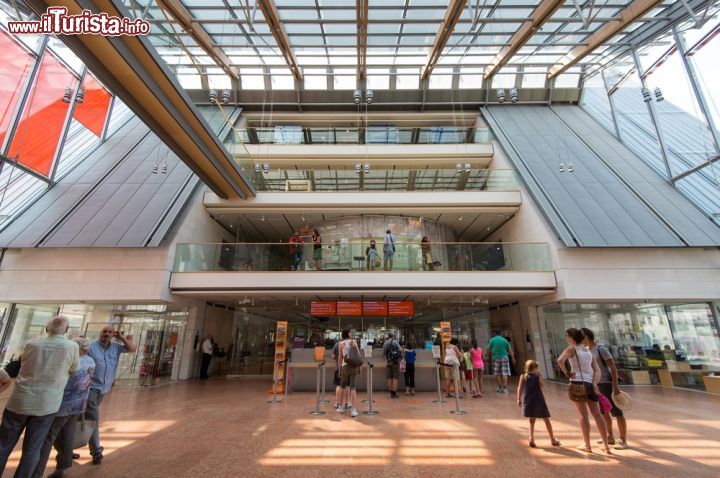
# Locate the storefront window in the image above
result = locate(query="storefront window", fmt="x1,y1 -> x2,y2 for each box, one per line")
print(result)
0,304 -> 59,363
666,303 -> 720,369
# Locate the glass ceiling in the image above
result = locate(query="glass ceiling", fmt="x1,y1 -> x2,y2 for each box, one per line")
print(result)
120,0 -> 698,92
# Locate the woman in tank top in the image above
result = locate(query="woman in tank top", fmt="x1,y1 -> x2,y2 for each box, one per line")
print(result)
557,328 -> 610,454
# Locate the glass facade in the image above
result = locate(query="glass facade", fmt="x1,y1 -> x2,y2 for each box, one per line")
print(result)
539,302 -> 720,391
0,303 -> 189,385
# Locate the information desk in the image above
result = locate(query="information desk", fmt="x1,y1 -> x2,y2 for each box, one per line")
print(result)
290,348 -> 439,392
658,368 -> 720,391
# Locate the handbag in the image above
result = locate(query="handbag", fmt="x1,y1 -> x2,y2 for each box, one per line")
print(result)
568,348 -> 588,402
598,393 -> 613,413
399,359 -> 406,373
72,415 -> 97,449
4,356 -> 21,378
344,340 -> 363,367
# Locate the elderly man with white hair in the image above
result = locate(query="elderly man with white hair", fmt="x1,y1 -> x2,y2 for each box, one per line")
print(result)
32,338 -> 96,478
0,316 -> 80,477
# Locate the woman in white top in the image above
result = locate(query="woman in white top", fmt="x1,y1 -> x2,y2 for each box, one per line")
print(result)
558,328 -> 610,454
443,338 -> 462,398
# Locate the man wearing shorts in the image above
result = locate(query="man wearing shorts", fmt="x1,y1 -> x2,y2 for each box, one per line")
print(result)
487,331 -> 514,393
382,332 -> 401,398
332,340 -> 343,409
337,329 -> 360,417
582,328 -> 629,450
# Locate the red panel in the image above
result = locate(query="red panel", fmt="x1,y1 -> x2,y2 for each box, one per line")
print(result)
0,31 -> 35,147
336,300 -> 362,316
310,301 -> 336,317
388,300 -> 414,317
73,73 -> 111,137
8,50 -> 77,177
363,301 -> 388,316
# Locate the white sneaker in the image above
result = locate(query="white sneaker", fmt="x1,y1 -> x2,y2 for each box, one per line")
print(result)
495,387 -> 503,392
336,406 -> 344,414
614,440 -> 628,450
502,387 -> 508,393
344,402 -> 352,409
350,409 -> 358,417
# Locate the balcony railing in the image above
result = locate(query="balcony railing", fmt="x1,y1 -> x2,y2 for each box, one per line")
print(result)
223,167 -> 520,192
173,242 -> 552,273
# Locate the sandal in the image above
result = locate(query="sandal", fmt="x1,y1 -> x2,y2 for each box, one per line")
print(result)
529,440 -> 536,448
576,445 -> 592,453
551,439 -> 561,447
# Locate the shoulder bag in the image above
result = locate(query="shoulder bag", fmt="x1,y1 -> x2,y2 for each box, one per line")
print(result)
568,348 -> 588,402
345,341 -> 363,368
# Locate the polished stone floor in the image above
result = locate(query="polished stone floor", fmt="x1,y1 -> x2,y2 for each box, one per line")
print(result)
3,377 -> 719,477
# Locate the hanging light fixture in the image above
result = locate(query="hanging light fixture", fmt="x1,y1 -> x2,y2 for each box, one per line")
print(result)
464,162 -> 471,172
353,89 -> 362,104
510,87 -> 518,103
365,89 -> 374,104
364,163 -> 370,175
255,163 -> 261,173
654,87 -> 664,102
559,162 -> 565,172
567,162 -> 574,173
221,89 -> 230,104
262,163 -> 270,174
151,164 -> 158,174
161,163 -> 168,174
456,162 -> 462,173
63,87 -> 71,103
497,88 -> 505,103
355,163 -> 362,175
641,88 -> 651,103
209,89 -> 217,104
75,88 -> 85,103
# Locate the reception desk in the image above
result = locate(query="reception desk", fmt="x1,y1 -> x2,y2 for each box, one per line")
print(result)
290,347 -> 439,392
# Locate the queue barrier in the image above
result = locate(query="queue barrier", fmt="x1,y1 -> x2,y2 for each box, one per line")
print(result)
433,360 -> 447,404
268,359 -> 288,405
309,361 -> 326,416
363,361 -> 378,416
320,361 -> 330,404
437,361 -> 467,415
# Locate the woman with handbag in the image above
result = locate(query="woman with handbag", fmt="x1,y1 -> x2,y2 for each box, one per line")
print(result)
557,328 -> 610,454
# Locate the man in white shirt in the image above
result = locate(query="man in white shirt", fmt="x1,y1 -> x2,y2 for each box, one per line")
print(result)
0,316 -> 79,477
383,229 -> 395,271
200,335 -> 214,379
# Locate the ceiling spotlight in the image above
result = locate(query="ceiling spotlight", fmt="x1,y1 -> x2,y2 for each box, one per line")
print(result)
642,87 -> 651,103
221,89 -> 230,104
559,161 -> 565,173
510,87 -> 518,103
353,89 -> 362,104
567,162 -> 574,173
262,163 -> 270,174
209,89 -> 217,104
456,162 -> 462,173
75,88 -> 85,103
464,162 -> 471,172
301,214 -> 306,222
355,163 -> 361,175
365,89 -> 374,104
63,87 -> 71,103
497,88 -> 505,103
255,163 -> 261,173
654,87 -> 664,102
364,163 -> 370,175
458,216 -> 463,222
261,214 -> 265,222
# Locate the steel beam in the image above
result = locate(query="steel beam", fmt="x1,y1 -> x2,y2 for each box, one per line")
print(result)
156,0 -> 238,80
421,0 -> 467,81
548,0 -> 663,79
484,0 -> 564,80
356,0 -> 368,82
257,0 -> 303,80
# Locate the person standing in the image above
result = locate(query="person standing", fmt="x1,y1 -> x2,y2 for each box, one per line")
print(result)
557,328 -> 610,454
289,231 -> 304,271
581,328 -> 629,450
85,325 -> 136,465
312,229 -> 323,271
200,335 -> 214,379
337,329 -> 361,418
332,340 -> 343,409
421,236 -> 435,271
517,360 -> 560,448
382,332 -> 402,398
366,240 -> 380,271
469,339 -> 484,398
443,338 -> 462,397
487,331 -> 515,393
32,338 -> 96,478
383,229 -> 395,271
0,316 -> 79,477
403,342 -> 416,396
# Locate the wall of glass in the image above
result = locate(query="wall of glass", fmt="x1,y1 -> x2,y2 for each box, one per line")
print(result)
539,302 -> 720,391
579,13 -> 720,225
0,303 -> 189,385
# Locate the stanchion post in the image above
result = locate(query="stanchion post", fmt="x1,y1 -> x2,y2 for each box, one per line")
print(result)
267,359 -> 282,404
450,365 -> 467,415
283,360 -> 290,398
433,360 -> 447,404
320,360 -> 329,403
309,361 -> 326,416
363,361 -> 378,416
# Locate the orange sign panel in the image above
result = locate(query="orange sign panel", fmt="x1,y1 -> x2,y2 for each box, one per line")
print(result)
337,300 -> 362,316
310,301 -> 337,316
363,301 -> 388,316
388,300 -> 414,317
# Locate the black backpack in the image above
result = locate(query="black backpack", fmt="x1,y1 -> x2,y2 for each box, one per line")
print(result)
387,341 -> 401,363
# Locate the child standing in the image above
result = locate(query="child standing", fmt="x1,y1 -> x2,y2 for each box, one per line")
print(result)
517,360 -> 560,448
403,342 -> 416,395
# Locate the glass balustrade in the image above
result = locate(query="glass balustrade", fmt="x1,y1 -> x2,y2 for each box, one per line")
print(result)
173,242 -> 552,273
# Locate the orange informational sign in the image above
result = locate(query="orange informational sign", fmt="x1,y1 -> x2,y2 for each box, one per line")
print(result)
314,346 -> 325,362
272,321 -> 288,393
310,301 -> 337,316
388,300 -> 414,317
363,300 -> 389,316
440,321 -> 452,360
337,300 -> 362,316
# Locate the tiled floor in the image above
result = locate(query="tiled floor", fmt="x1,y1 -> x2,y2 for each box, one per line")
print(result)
3,377 -> 719,477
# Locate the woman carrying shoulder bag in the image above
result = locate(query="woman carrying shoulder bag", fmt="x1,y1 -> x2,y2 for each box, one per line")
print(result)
557,328 -> 610,454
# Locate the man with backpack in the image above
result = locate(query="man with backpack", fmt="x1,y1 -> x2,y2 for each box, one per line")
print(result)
382,332 -> 402,398
581,328 -> 629,450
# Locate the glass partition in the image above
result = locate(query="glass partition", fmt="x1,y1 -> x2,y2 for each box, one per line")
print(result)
173,242 -> 553,273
